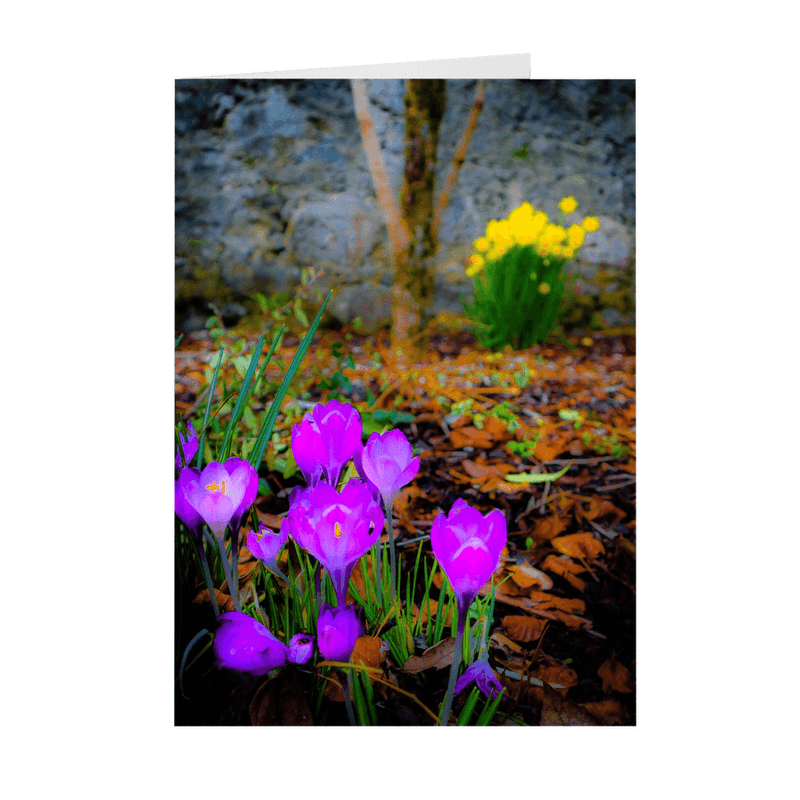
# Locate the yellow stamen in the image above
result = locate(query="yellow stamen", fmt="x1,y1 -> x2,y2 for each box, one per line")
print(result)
334,522 -> 343,538
205,480 -> 226,493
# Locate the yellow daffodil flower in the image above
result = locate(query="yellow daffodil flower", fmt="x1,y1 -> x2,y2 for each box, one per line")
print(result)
567,224 -> 585,250
582,216 -> 599,232
466,254 -> 485,276
559,196 -> 578,214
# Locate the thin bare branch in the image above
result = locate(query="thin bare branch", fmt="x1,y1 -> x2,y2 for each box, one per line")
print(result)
350,79 -> 410,262
431,79 -> 486,241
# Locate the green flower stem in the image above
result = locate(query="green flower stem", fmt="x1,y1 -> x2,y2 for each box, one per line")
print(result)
439,600 -> 469,726
214,532 -> 242,612
186,528 -> 220,616
343,669 -> 356,726
196,542 -> 220,617
266,563 -> 292,586
386,509 -> 397,603
179,628 -> 211,700
314,563 -> 322,608
230,527 -> 241,609
373,542 -> 382,602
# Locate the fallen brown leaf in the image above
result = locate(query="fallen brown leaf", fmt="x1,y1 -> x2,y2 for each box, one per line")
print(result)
532,666 -> 579,695
537,609 -> 593,630
490,631 -> 524,655
193,588 -> 236,612
450,426 -> 495,449
351,636 -> 384,672
249,671 -> 314,726
577,497 -> 626,525
502,615 -> 548,643
552,532 -> 606,561
597,657 -> 635,694
347,556 -> 374,604
411,598 -> 453,626
528,591 -> 586,615
402,637 -> 456,673
508,562 -> 554,591
323,673 -> 345,703
540,554 -> 588,592
530,515 -> 571,544
580,698 -> 632,725
534,433 -> 574,462
255,511 -> 285,530
480,586 -> 539,612
540,681 -> 598,726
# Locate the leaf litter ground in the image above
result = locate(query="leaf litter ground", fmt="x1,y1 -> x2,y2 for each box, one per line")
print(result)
175,323 -> 635,726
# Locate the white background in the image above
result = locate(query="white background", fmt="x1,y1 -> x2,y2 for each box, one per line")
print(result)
4,2 -> 796,798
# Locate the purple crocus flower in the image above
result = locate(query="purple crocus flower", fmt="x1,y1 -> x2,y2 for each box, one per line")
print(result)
213,611 -> 314,675
316,603 -> 362,663
430,498 -> 507,613
175,466 -> 203,535
247,521 -> 288,573
175,421 -> 199,469
175,458 -> 258,539
286,479 -> 384,606
454,658 -> 504,700
355,429 -> 420,511
431,499 -> 507,725
291,400 -> 362,488
223,456 -> 259,535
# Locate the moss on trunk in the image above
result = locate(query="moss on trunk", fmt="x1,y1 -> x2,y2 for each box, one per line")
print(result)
392,79 -> 446,355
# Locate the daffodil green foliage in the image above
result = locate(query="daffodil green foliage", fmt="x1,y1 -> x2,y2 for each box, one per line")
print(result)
462,198 -> 600,349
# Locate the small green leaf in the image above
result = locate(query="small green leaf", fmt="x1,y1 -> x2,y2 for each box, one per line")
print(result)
368,409 -> 415,425
293,298 -> 309,327
504,462 -> 571,483
243,406 -> 258,432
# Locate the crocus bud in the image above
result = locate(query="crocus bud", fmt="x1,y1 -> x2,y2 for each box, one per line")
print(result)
247,521 -> 288,572
356,429 -> 419,511
175,421 -> 199,469
291,400 -> 362,488
454,658 -> 504,699
316,603 -> 362,663
214,612 -> 313,675
288,633 -> 315,665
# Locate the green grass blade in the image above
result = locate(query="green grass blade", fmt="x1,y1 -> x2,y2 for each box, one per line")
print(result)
456,687 -> 481,725
196,346 -> 225,469
219,334 -> 265,462
253,324 -> 286,393
360,668 -> 378,725
265,573 -> 279,630
249,290 -> 332,471
349,669 -> 370,726
475,687 -> 506,725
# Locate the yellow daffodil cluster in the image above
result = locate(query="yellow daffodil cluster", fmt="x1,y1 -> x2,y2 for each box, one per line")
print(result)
466,198 -> 600,277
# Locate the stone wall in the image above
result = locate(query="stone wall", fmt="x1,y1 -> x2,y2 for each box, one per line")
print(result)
175,79 -> 635,332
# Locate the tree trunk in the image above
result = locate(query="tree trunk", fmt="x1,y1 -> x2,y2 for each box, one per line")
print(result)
352,78 -> 486,361
392,79 -> 447,357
